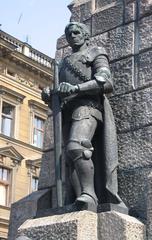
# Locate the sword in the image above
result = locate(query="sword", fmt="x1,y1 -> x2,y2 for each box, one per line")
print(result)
52,61 -> 63,207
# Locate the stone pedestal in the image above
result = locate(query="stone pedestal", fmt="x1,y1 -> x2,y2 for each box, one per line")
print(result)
16,211 -> 146,240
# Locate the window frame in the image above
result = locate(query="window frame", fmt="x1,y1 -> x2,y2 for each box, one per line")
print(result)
0,86 -> 25,139
32,114 -> 45,148
0,166 -> 11,207
29,100 -> 47,149
0,101 -> 15,138
31,176 -> 39,192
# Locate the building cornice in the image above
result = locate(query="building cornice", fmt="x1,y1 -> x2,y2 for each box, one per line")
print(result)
0,146 -> 24,162
1,75 -> 43,100
0,134 -> 43,154
28,99 -> 48,112
0,34 -> 54,79
0,85 -> 25,103
26,159 -> 41,168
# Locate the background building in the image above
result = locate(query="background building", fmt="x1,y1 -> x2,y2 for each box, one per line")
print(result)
0,30 -> 53,239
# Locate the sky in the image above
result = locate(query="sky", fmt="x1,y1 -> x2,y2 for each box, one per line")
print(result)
1,0 -> 72,58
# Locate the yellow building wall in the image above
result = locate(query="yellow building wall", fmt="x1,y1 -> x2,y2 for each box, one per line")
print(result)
0,48 -> 52,239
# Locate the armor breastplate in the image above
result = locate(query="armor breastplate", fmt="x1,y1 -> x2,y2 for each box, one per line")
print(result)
59,50 -> 92,85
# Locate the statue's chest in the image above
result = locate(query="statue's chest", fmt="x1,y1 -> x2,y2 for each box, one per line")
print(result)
59,53 -> 92,85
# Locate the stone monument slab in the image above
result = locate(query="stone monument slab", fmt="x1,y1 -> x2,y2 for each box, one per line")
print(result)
16,211 -> 146,240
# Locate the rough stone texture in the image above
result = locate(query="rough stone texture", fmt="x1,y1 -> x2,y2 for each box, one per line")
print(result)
69,0 -> 91,7
16,211 -> 97,240
138,50 -> 152,86
147,172 -> 152,240
70,0 -> 92,22
108,23 -> 134,61
92,3 -> 124,35
98,211 -> 146,239
8,189 -> 52,240
38,150 -> 55,189
117,126 -> 152,168
90,32 -> 108,49
15,211 -> 146,240
140,0 -> 152,17
95,0 -> 121,9
43,111 -> 54,150
139,15 -> 152,52
91,22 -> 134,61
118,167 -> 151,220
111,57 -> 134,95
55,49 -> 63,62
79,1 -> 92,21
57,34 -> 68,50
125,1 -> 136,23
69,4 -> 80,22
110,87 -> 152,132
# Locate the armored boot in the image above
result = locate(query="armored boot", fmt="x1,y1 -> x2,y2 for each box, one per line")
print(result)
74,158 -> 98,205
67,139 -> 98,206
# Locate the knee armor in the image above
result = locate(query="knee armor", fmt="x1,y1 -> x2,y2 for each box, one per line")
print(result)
66,139 -> 94,162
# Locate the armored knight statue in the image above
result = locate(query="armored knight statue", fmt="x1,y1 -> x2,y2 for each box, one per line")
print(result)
42,22 -> 125,207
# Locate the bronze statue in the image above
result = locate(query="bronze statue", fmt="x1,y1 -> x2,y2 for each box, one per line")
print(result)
42,22 -> 125,208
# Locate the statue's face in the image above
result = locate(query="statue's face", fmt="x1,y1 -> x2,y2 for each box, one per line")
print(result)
66,25 -> 85,49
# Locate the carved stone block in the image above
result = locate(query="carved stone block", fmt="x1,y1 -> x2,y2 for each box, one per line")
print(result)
16,211 -> 146,240
110,57 -> 134,95
140,0 -> 152,17
108,23 -> 134,61
98,211 -> 146,240
138,50 -> 152,86
139,15 -> 152,51
57,34 -> 68,50
90,32 -> 108,49
125,0 -> 136,23
70,0 -> 92,22
92,3 -> 123,35
111,88 -> 152,132
117,126 -> 152,168
38,150 -> 55,190
118,167 -> 151,220
43,113 -> 54,151
16,211 -> 98,240
55,49 -> 63,63
95,0 -> 121,10
8,189 -> 52,240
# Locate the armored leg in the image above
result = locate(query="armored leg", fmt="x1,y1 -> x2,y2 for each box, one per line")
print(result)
67,117 -> 98,205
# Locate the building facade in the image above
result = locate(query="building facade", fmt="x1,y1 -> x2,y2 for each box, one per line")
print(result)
0,30 -> 53,239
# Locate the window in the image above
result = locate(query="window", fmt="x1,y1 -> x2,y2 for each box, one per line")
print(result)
31,176 -> 39,192
1,102 -> 15,137
0,167 -> 10,206
33,116 -> 45,148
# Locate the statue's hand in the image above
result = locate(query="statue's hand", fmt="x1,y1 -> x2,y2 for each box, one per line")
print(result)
41,86 -> 52,104
58,82 -> 79,96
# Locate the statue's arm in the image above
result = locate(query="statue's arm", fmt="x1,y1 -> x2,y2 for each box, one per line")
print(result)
93,54 -> 113,94
76,54 -> 112,94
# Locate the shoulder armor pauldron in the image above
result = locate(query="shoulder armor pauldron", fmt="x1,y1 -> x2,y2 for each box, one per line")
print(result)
85,46 -> 109,63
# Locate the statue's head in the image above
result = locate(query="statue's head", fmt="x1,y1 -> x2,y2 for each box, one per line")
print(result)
65,22 -> 90,50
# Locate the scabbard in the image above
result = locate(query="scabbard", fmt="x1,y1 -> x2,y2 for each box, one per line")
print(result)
52,61 -> 63,207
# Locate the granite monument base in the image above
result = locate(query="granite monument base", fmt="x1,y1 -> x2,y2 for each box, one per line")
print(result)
8,188 -> 52,240
16,211 -> 146,240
